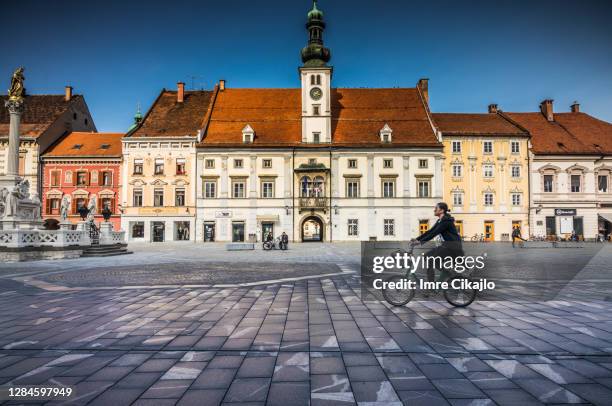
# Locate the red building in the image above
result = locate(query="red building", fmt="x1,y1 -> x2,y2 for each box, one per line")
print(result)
41,132 -> 123,230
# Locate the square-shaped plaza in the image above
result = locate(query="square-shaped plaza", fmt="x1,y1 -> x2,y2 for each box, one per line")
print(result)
1,242 -> 612,405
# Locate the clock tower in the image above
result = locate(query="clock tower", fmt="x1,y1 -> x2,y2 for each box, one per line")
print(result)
300,0 -> 332,143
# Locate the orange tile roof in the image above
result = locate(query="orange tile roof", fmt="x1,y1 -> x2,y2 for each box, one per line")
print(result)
129,90 -> 213,138
432,113 -> 528,136
42,132 -> 123,158
506,112 -> 612,154
0,95 -> 84,138
199,88 -> 440,147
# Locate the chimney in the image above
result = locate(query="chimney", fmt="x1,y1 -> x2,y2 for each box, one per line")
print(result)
65,86 -> 73,102
418,78 -> 429,105
540,99 -> 554,121
177,82 -> 185,103
488,103 -> 498,114
570,101 -> 580,113
219,79 -> 226,91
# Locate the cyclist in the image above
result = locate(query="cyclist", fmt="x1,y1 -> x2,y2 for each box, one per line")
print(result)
411,202 -> 463,285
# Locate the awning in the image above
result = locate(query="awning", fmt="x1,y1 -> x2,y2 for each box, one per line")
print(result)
257,215 -> 279,222
599,213 -> 612,223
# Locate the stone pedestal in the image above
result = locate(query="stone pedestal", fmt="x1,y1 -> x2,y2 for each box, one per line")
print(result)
99,222 -> 114,245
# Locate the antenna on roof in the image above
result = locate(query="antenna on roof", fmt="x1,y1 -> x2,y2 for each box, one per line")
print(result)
187,75 -> 203,90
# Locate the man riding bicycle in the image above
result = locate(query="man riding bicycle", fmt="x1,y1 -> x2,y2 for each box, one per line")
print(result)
411,202 -> 463,285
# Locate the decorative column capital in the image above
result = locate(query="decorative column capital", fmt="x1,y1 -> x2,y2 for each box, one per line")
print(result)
5,98 -> 24,114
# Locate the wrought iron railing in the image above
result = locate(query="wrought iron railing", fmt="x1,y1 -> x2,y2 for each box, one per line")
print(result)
299,197 -> 328,209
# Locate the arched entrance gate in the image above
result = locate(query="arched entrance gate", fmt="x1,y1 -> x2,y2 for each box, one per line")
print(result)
301,216 -> 324,242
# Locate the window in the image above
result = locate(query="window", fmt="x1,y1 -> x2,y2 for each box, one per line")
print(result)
175,188 -> 185,206
232,181 -> 246,198
76,171 -> 88,186
243,133 -> 253,143
234,159 -> 243,169
346,180 -> 360,198
483,141 -> 493,154
511,166 -> 520,178
154,189 -> 164,206
418,159 -> 428,169
381,134 -> 390,143
571,175 -> 581,193
511,193 -> 521,206
154,158 -> 164,175
348,159 -> 357,169
348,219 -> 359,236
99,198 -> 113,214
484,193 -> 494,206
261,181 -> 274,198
18,153 -> 26,176
175,221 -> 190,241
382,179 -> 395,198
483,165 -> 494,178
101,171 -> 112,186
133,189 -> 143,207
543,174 -> 554,192
131,222 -> 144,238
598,175 -> 609,193
205,159 -> 215,169
418,179 -> 430,197
73,198 -> 86,214
453,192 -> 463,206
133,159 -> 143,175
511,141 -> 520,154
316,75 -> 321,85
50,170 -> 61,187
383,159 -> 393,168
262,159 -> 272,169
384,219 -> 395,236
176,158 -> 186,175
452,141 -> 461,153
308,158 -> 317,165
452,165 -> 462,177
46,198 -> 61,215
313,133 -> 320,143
311,75 -> 316,85
313,105 -> 320,116
204,181 -> 217,198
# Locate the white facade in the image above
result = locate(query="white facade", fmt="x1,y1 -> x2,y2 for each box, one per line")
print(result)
120,137 -> 198,242
300,67 -> 332,143
529,153 -> 612,240
195,148 -> 443,242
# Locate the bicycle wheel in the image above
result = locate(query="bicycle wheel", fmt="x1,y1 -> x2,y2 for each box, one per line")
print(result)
443,276 -> 477,307
471,235 -> 478,242
263,242 -> 272,250
381,274 -> 415,306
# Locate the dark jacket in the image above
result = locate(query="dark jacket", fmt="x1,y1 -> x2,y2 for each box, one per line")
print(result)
417,214 -> 462,244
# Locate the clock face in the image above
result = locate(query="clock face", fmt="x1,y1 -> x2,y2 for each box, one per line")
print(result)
310,87 -> 323,100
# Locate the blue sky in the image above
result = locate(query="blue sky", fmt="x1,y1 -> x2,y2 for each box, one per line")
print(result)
3,0 -> 612,132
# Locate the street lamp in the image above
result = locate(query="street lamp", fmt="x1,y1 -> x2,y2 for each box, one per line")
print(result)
333,204 -> 339,215
285,205 -> 291,215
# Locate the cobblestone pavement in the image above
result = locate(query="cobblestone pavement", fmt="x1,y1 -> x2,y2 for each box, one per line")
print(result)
0,244 -> 612,405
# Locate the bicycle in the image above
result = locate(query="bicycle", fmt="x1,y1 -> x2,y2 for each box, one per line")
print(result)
263,237 -> 287,251
470,233 -> 485,242
381,243 -> 478,308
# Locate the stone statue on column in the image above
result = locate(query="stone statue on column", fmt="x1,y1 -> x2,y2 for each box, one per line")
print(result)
8,67 -> 26,102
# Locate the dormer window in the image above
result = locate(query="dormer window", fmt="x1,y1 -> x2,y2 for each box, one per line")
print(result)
242,124 -> 255,144
379,124 -> 393,143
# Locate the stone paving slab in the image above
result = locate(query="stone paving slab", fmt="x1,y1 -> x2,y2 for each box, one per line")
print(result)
0,245 -> 611,404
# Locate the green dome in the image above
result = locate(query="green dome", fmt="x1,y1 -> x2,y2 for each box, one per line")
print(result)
307,1 -> 323,20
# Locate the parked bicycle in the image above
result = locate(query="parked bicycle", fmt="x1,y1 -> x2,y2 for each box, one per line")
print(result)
263,236 -> 287,251
470,233 -> 485,242
381,243 -> 478,308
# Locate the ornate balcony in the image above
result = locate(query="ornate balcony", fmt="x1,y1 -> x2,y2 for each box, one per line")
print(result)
299,197 -> 328,212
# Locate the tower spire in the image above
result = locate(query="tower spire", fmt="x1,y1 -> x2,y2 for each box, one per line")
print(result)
301,0 -> 331,67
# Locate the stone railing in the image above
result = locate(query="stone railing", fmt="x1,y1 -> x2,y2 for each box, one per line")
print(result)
98,223 -> 126,245
0,229 -> 90,249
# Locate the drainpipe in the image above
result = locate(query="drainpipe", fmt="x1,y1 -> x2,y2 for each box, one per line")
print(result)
292,148 -> 295,242
329,147 -> 333,243
527,149 -> 531,237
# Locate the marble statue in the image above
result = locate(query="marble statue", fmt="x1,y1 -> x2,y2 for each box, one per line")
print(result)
60,196 -> 70,221
86,196 -> 96,223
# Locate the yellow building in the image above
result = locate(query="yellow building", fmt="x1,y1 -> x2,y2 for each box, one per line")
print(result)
433,106 -> 531,241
